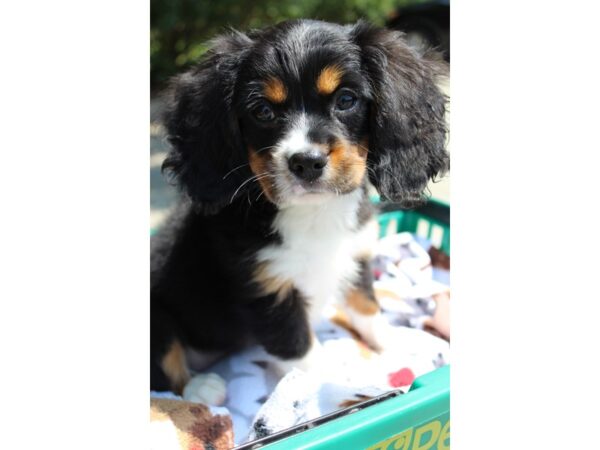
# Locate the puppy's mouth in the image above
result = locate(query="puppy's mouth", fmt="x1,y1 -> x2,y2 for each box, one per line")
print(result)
276,171 -> 356,207
289,179 -> 329,196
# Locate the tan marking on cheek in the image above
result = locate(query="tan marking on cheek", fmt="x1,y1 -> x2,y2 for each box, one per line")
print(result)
328,141 -> 345,172
264,77 -> 287,103
316,65 -> 344,95
160,340 -> 190,394
248,147 -> 275,201
346,288 -> 380,316
328,139 -> 368,188
253,262 -> 294,302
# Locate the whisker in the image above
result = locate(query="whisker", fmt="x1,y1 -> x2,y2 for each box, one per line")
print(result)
358,144 -> 371,155
229,172 -> 272,203
255,145 -> 277,154
229,173 -> 265,203
222,163 -> 250,180
223,146 -> 276,182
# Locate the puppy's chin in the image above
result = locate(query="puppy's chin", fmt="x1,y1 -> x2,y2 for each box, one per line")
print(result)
276,182 -> 358,208
289,182 -> 327,196
280,191 -> 336,207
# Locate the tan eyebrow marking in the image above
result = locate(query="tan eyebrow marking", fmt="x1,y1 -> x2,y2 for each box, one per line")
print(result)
263,77 -> 287,103
316,65 -> 344,95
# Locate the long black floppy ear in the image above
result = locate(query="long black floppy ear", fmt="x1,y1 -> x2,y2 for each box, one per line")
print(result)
351,21 -> 449,208
161,30 -> 254,215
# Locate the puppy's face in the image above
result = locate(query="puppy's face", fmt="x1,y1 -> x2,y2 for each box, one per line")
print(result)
235,27 -> 372,205
163,20 -> 449,213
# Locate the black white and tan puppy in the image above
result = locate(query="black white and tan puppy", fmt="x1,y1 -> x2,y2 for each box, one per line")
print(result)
151,19 -> 449,394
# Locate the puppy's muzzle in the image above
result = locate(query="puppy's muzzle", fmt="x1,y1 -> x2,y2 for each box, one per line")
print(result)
288,150 -> 328,182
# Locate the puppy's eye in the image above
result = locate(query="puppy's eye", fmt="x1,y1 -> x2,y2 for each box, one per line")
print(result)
252,103 -> 276,122
335,92 -> 357,111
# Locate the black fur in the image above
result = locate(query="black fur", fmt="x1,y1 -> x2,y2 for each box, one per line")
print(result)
162,31 -> 255,215
151,19 -> 449,391
350,21 -> 449,207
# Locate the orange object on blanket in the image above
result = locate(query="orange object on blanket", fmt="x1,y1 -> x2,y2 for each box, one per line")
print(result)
424,292 -> 450,341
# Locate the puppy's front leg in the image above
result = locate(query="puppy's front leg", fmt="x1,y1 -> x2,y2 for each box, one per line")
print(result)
343,258 -> 393,352
247,288 -> 319,377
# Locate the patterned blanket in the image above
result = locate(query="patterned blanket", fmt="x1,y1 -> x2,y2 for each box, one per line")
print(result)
151,232 -> 450,447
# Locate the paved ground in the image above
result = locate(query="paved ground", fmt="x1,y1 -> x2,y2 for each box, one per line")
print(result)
430,79 -> 451,203
150,88 -> 450,229
150,99 -> 178,229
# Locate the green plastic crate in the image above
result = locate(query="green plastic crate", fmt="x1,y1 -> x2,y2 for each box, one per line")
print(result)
377,199 -> 450,254
236,200 -> 450,450
237,366 -> 449,450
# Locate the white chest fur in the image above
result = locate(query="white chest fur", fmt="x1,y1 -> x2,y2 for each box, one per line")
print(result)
256,190 -> 377,325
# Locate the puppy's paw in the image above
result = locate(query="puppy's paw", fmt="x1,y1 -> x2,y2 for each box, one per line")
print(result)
271,338 -> 323,379
365,321 -> 402,353
182,372 -> 227,406
347,312 -> 393,353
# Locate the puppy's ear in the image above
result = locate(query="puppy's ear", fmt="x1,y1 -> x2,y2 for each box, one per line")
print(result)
351,22 -> 449,207
162,30 -> 254,214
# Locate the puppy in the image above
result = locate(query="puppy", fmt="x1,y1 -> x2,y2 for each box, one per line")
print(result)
151,19 -> 449,394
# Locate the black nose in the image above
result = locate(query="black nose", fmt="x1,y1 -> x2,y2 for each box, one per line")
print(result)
288,151 -> 328,181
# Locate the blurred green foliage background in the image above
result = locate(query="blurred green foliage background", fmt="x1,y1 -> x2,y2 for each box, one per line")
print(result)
151,0 -> 418,90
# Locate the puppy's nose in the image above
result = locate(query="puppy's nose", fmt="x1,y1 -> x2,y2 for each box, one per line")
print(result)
288,151 -> 328,182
